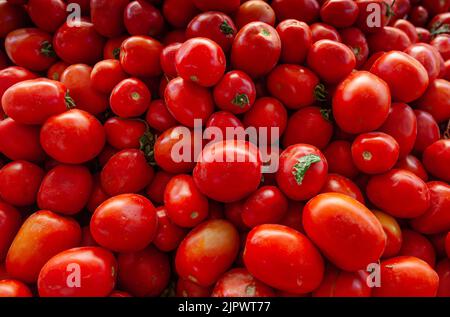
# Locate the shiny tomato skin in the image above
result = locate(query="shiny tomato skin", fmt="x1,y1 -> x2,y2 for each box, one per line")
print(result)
207,111 -> 244,141
192,0 -> 240,13
333,71 -> 391,134
124,1 -> 164,37
320,174 -> 365,204
415,79 -> 450,124
27,0 -> 67,33
436,259 -> 450,297
145,99 -> 177,132
6,210 -> 81,283
224,201 -> 248,232
235,0 -> 276,29
323,141 -> 359,179
110,78 -> 151,118
40,109 -> 106,164
395,155 -> 428,181
271,0 -> 320,24
231,22 -> 281,78
447,233 -> 450,258
413,110 -> 440,153
367,27 -> 411,53
267,64 -> 319,110
120,36 -> 163,77
212,268 -> 275,297
47,61 -> 69,81
404,44 -> 441,82
373,210 -> 402,258
175,220 -> 240,287
103,36 -> 127,60
90,0 -> 128,38
373,256 -> 439,297
310,22 -> 341,42
0,1 -> 28,38
145,171 -> 173,206
0,280 -> 31,297
303,193 -> 386,271
276,19 -> 312,64
164,174 -> 209,228
244,224 -> 324,294
160,43 -> 181,78
0,66 -> 37,107
320,0 -> 359,28
91,59 -> 127,94
393,19 -> 418,43
422,139 -> 450,182
104,117 -> 146,150
38,247 -> 117,297
276,144 -> 328,201
86,175 -> 109,214
0,202 -> 21,261
367,169 -> 431,218
91,194 -> 158,253
117,245 -> 170,297
339,27 -> 369,68
416,27 -> 431,43
313,266 -> 371,297
153,207 -> 186,252
398,229 -> 436,268
430,35 -> 450,60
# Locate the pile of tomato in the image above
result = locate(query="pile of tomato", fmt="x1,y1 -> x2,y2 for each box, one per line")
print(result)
0,0 -> 449,298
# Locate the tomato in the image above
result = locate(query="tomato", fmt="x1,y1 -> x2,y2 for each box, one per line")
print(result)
213,71 -> 256,114
413,110 -> 440,152
120,36 -> 163,77
279,201 -> 304,233
320,0 -> 359,28
395,155 -> 428,181
436,259 -> 450,297
0,1 -> 28,38
235,1 -> 276,29
176,278 -> 212,297
231,22 -> 281,78
91,59 -> 127,94
212,268 -> 275,297
90,0 -> 129,38
207,111 -> 245,141
110,78 -> 151,118
153,206 -> 186,252
145,101 -> 176,133
27,0 -> 67,33
47,62 -> 69,81
104,117 -> 147,150
175,220 -> 240,287
165,77 -> 214,127
0,160 -> 44,207
355,0 -> 389,33
267,64 -> 319,110
38,247 -> 117,297
405,44 -> 441,82
430,35 -> 450,60
276,19 -> 312,64
310,22 -> 341,42
0,66 -> 36,107
91,194 -> 158,253
393,19 -> 418,43
163,30 -> 187,46
415,79 -> 450,124
193,140 -> 262,203
422,139 -> 450,182
103,36 -> 128,60
320,174 -> 365,204
367,27 -> 411,53
332,71 -> 391,134
313,266 -> 371,297
192,0 -> 240,13
60,64 -> 109,115
224,201 -> 248,232
160,43 -> 181,78
6,210 -> 81,283
398,229 -> 435,268
0,202 -> 20,261
124,0 -> 163,37
244,224 -> 324,294
54,20 -> 105,65
283,106 -> 333,150
379,103 -> 417,159
0,280 -> 32,297
373,210 -> 402,258
5,28 -> 56,71
117,246 -> 170,297
373,256 -> 439,297
163,0 -> 200,28
86,175 -> 109,214
366,169 -> 430,218
40,109 -> 106,164
339,27 -> 369,68
271,0 -> 320,24
323,141 -> 359,179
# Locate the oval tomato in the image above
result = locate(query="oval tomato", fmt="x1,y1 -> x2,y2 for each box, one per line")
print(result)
212,268 -> 275,297
422,139 -> 450,182
276,19 -> 312,64
313,266 -> 371,297
0,280 -> 32,298
90,0 -> 129,38
398,229 -> 436,268
320,174 -> 365,204
373,210 -> 402,258
120,36 -> 163,77
0,203 -> 21,261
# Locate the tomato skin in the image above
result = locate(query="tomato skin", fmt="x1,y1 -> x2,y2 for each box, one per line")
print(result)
0,160 -> 44,207
436,259 -> 450,297
86,175 -> 109,214
0,1 -> 28,38
207,111 -> 244,141
153,207 -> 186,252
40,109 -> 106,164
413,110 -> 440,153
91,59 -> 127,94
104,117 -> 146,150
276,144 -> 328,201
399,230 -> 436,268
367,27 -> 411,53
373,210 -> 402,258
422,139 -> 450,182
276,19 -> 312,64
193,140 -> 262,203
231,22 -> 281,78
367,169 -> 431,218
118,246 -> 170,297
313,266 -> 371,297
91,194 -> 158,253
176,278 -> 212,297
47,62 -> 69,81
323,141 -> 359,179
393,19 -> 418,43
110,78 -> 151,118
235,0 -> 276,29
415,79 -> 450,124
304,193 -> 386,271
90,0 -> 128,38
244,224 -> 324,294
271,0 -> 320,24
267,64 -> 319,110
0,202 -> 21,261
395,155 -> 428,181
447,233 -> 450,259
405,44 -> 441,82
38,247 -> 117,297
120,36 -> 163,77
164,174 -> 209,228
163,0 -> 200,28
0,66 -> 37,107
175,220 -> 240,287
6,210 -> 81,283
339,27 -> 369,68
430,35 -> 450,60
320,174 -> 365,204
145,100 -> 177,133
320,0 -> 359,28
373,256 -> 439,297
160,43 -> 181,78
0,280 -> 32,297
27,0 -> 67,33
416,27 -> 431,43
212,268 -> 275,297
124,1 -> 164,37
2,79 -> 69,125
103,36 -> 127,60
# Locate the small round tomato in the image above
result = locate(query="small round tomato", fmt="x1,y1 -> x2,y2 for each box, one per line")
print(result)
313,266 -> 371,297
176,278 -> 212,297
91,59 -> 127,94
207,111 -> 244,141
422,139 -> 450,182
244,224 -> 324,294
38,247 -> 117,297
47,62 -> 69,81
193,140 -> 262,203
213,71 -> 256,114
0,203 -> 21,261
162,0 -> 200,28
413,110 -> 440,152
104,117 -> 147,150
28,0 -> 67,33
276,144 -> 328,201
117,246 -> 170,297
323,141 -> 359,179
153,207 -> 186,252
267,64 -> 319,110
6,210 -> 81,283
165,77 -> 214,127
271,0 -> 320,24
103,36 -> 128,60
373,256 -> 439,297
398,230 -> 436,268
110,78 -> 151,118
160,43 -> 181,78
320,174 -> 365,204
145,99 -> 177,133
332,71 -> 391,134
235,0 -> 276,29
231,22 -> 281,78
276,19 -> 312,64
91,194 -> 158,252
90,0 -> 128,38
164,174 -> 209,228
404,44 -> 441,82
416,27 -> 431,43
395,155 -> 428,181
367,27 -> 411,53
212,268 -> 275,297
367,169 -> 431,218
436,259 -> 450,297
373,210 -> 402,258
176,220 -> 240,287
0,1 -> 28,38
393,19 -> 418,43
0,280 -> 32,298
320,0 -> 359,28
339,27 -> 369,68
124,0 -> 164,37
40,109 -> 106,164
310,22 -> 341,42
430,35 -> 450,60
192,0 -> 240,13
415,79 -> 450,124
304,193 -> 386,271
120,36 -> 163,77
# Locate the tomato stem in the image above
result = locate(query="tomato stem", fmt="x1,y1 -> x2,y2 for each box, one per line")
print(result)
314,84 -> 328,103
113,48 -> 121,60
139,131 -> 156,166
292,154 -> 321,185
232,93 -> 250,108
430,22 -> 450,37
320,108 -> 333,122
41,41 -> 56,58
383,0 -> 396,19
65,91 -> 76,109
220,20 -> 235,36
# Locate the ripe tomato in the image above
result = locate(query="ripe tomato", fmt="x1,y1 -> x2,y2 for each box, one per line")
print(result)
235,1 -> 276,29
38,247 -> 117,297
120,36 -> 163,77
90,59 -> 127,94
160,43 -> 182,77
40,109 -> 106,164
320,174 -> 365,204
339,27 -> 369,68
175,220 -> 240,287
145,100 -> 178,132
27,0 -> 67,33
176,278 -> 212,297
124,0 -> 164,37
332,71 -> 391,134
320,0 -> 359,28
104,117 -> 147,150
192,0 -> 240,13
6,210 -> 81,283
110,78 -> 151,118
47,61 -> 69,81
153,207 -> 186,252
422,139 -> 450,182
276,19 -> 312,64
398,229 -> 436,268
395,155 -> 428,181
91,194 -> 158,252
0,202 -> 21,261
0,66 -> 36,107
430,35 -> 450,60
367,27 -> 411,53
207,111 -> 245,141
436,259 -> 450,297
323,141 -> 359,179
231,22 -> 281,78
271,0 -> 320,24
415,79 -> 450,124
163,0 -> 200,28
413,110 -> 440,152
367,169 -> 431,218
446,233 -> 450,258
373,210 -> 402,258
90,0 -> 128,38
405,44 -> 441,82
213,71 -> 256,114
0,280 -> 32,297
393,19 -> 418,43
0,1 -> 28,38
103,36 -> 128,60
313,266 -> 371,297
212,268 -> 275,297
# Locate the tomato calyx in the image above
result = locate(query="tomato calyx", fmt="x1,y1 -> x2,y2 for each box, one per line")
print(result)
320,108 -> 333,122
113,48 -> 121,60
351,46 -> 361,58
139,131 -> 157,166
362,151 -> 373,161
40,41 -> 56,58
65,91 -> 76,109
220,20 -> 235,37
292,154 -> 322,185
232,93 -> 250,108
430,22 -> 450,37
131,91 -> 141,101
314,84 -> 328,103
260,29 -> 271,37
383,0 -> 397,19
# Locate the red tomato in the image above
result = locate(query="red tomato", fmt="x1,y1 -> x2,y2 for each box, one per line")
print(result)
224,201 -> 248,232
103,36 -> 128,60
231,22 -> 281,78
276,19 -> 312,64
91,194 -> 158,252
366,169 -> 431,218
109,291 -> 132,298
415,79 -> 450,124
271,0 -> 320,24
40,109 -> 106,164
117,246 -> 170,297
207,111 -> 245,141
153,206 -> 186,252
0,1 -> 28,38
373,210 -> 402,258
395,155 -> 428,181
323,141 -> 359,179
90,0 -> 128,38
0,202 -> 21,261
405,44 -> 441,82
436,259 -> 450,297
27,0 -> 67,33
367,27 -> 411,53
38,247 -> 117,297
373,256 -> 439,297
430,35 -> 450,60
212,268 -> 275,297
332,71 -> 391,134
104,117 -> 147,150
175,220 -> 240,287
244,224 -> 324,294
120,36 -> 163,77
163,0 -> 200,28
310,22 -> 341,42
320,174 -> 365,204
47,61 -> 69,81
6,210 -> 81,283
398,229 -> 436,268
447,233 -> 450,258
192,0 -> 240,13
320,0 -> 359,28
176,278 -> 212,297
90,59 -> 127,94
0,66 -> 36,107
110,78 -> 151,118
355,0 -> 389,33
393,19 -> 418,43
160,43 -> 182,77
422,139 -> 450,182
145,99 -> 178,132
235,0 -> 276,29
413,110 -> 440,152
0,280 -> 32,297
313,266 -> 371,297
124,0 -> 164,37
416,27 -> 431,43
339,27 -> 369,68
86,175 -> 109,214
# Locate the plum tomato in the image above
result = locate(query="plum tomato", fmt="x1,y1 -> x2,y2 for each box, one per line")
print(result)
104,117 -> 147,150
0,280 -> 32,297
413,110 -> 440,152
207,111 -> 245,141
90,0 -> 128,38
373,210 -> 402,258
271,0 -> 320,24
160,43 -> 182,78
110,78 -> 151,118
124,0 -> 164,37
404,44 -> 442,82
430,35 -> 450,60
422,139 -> 450,182
120,36 -> 163,77
47,61 -> 69,81
339,27 -> 369,68
0,1 -> 28,38
395,155 -> 428,181
91,59 -> 127,94
0,66 -> 37,106
153,206 -> 187,252
276,19 -> 312,64
320,0 -> 359,28
213,71 -> 256,114
145,100 -> 178,132
323,141 -> 359,179
436,259 -> 450,297
176,278 -> 212,297
367,27 -> 411,53
313,266 -> 371,297
310,22 -> 341,42
398,229 -> 436,268
415,79 -> 450,124
0,202 -> 21,261
212,268 -> 275,297
235,1 -> 276,29
27,0 -> 67,33
393,19 -> 418,43
320,174 -> 365,204
103,36 -> 128,60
